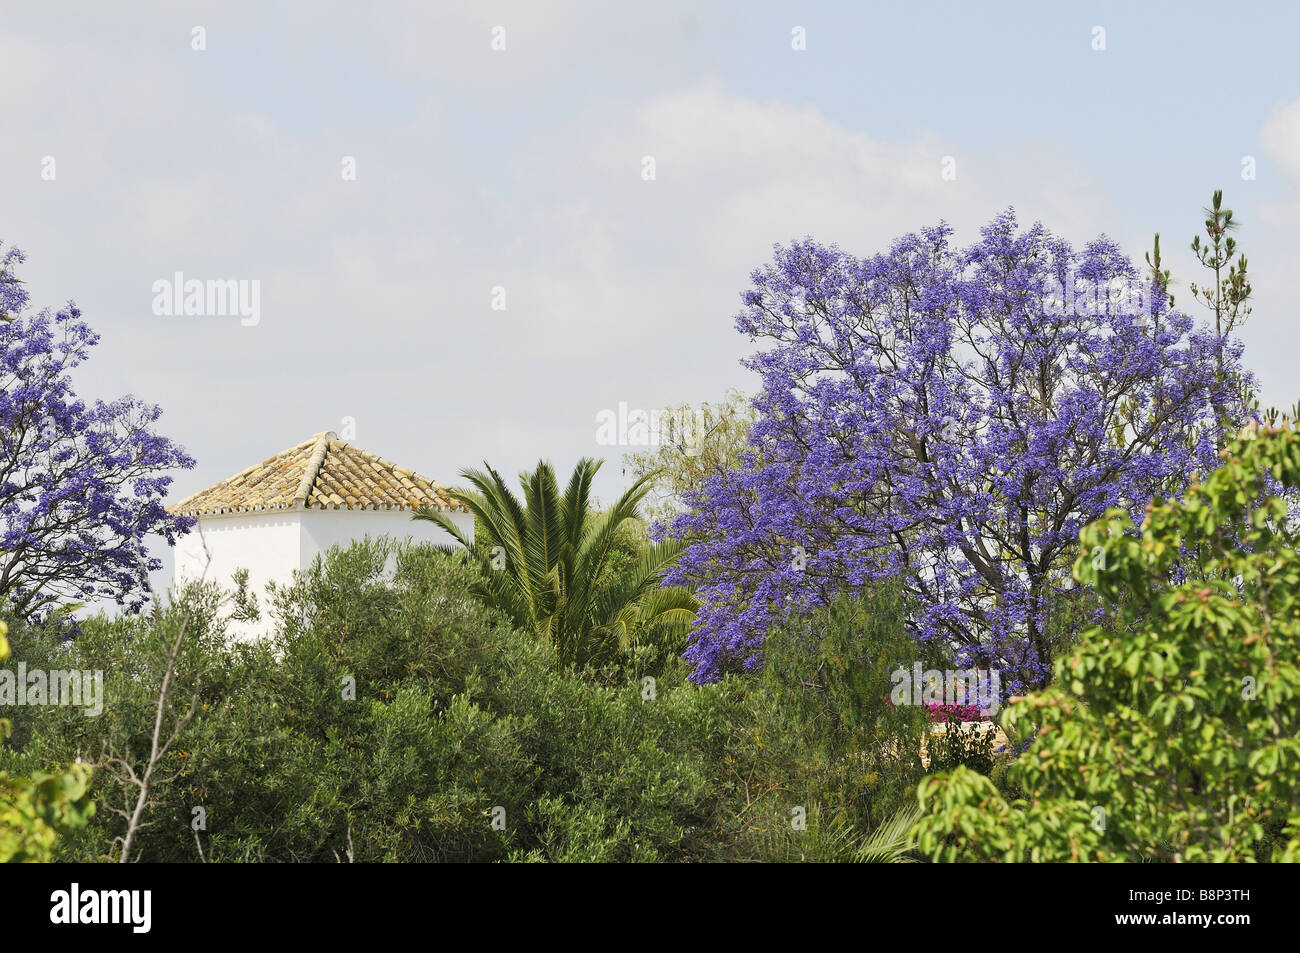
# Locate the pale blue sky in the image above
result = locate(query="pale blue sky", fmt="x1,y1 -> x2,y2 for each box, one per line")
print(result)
4,1 -> 1300,602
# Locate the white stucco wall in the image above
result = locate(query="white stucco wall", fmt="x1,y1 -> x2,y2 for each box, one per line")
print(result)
172,508 -> 474,642
173,512 -> 303,641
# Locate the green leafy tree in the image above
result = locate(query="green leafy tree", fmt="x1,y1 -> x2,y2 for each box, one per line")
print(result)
0,620 -> 95,861
913,422 -> 1300,862
414,459 -> 696,669
621,389 -> 755,525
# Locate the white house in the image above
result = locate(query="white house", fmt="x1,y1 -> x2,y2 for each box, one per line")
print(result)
167,430 -> 473,640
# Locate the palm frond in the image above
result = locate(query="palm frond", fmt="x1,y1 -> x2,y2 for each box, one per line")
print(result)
850,804 -> 922,863
424,456 -> 697,669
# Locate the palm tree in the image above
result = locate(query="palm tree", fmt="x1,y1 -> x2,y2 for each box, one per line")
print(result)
414,458 -> 696,668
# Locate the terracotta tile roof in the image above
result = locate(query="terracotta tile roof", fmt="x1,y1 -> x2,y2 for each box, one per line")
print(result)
166,431 -> 467,517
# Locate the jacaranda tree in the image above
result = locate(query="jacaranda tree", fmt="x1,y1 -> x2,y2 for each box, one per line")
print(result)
665,211 -> 1247,689
0,242 -> 194,622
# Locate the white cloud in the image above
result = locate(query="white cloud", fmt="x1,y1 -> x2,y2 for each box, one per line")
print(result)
1261,98 -> 1300,181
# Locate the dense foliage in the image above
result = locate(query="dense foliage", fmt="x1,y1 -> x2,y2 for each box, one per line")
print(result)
0,620 -> 95,862
1,541 -> 957,862
913,424 -> 1300,861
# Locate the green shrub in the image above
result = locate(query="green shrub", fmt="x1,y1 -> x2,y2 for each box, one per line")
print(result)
10,543 -> 762,861
0,619 -> 95,862
7,539 -> 954,862
722,584 -> 947,860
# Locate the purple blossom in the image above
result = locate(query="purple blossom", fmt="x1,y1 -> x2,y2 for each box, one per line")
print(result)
0,241 -> 194,622
665,211 -> 1248,688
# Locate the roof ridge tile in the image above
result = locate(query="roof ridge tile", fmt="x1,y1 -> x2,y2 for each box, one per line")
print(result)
166,431 -> 467,517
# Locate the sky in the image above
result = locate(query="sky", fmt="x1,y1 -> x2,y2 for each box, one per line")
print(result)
5,1 -> 1300,599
